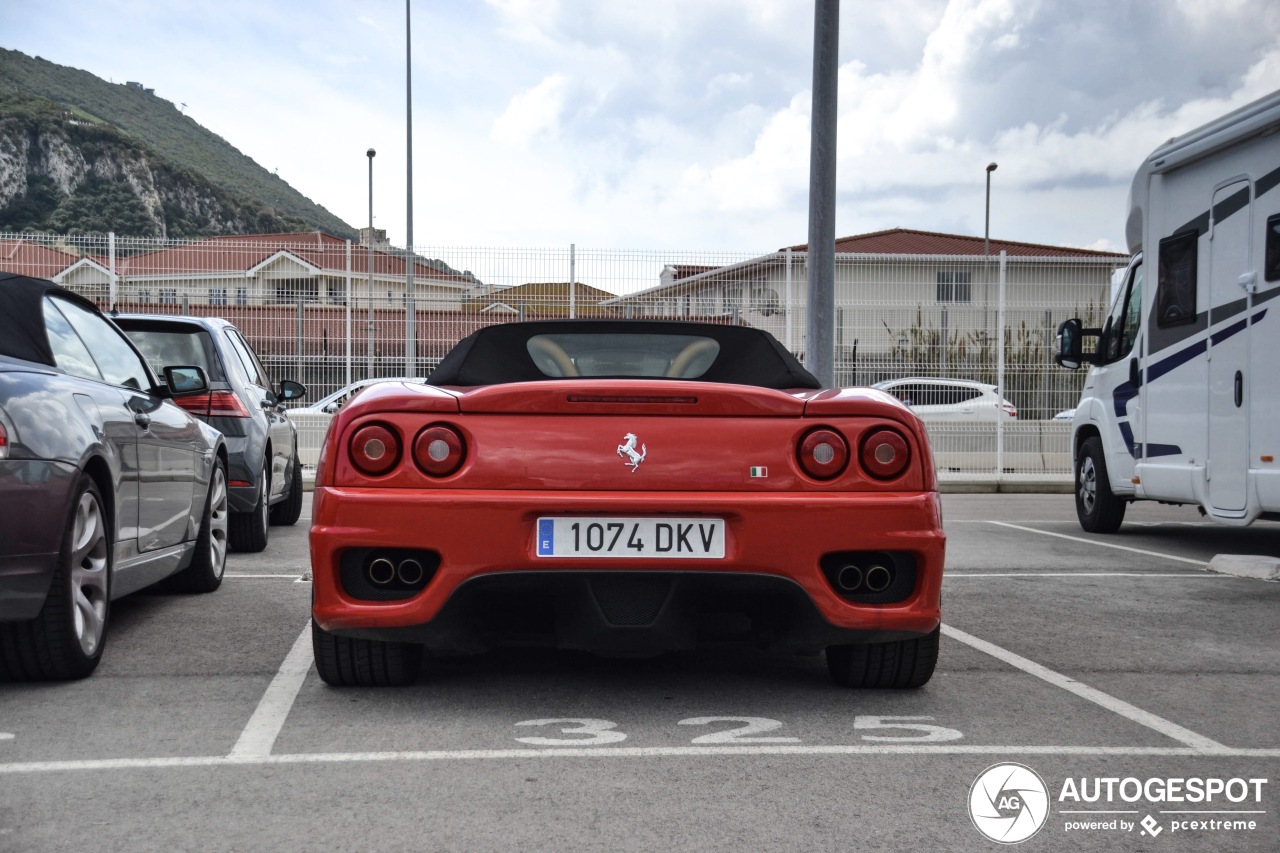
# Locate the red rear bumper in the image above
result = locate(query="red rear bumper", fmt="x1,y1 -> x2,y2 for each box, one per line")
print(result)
311,487 -> 944,643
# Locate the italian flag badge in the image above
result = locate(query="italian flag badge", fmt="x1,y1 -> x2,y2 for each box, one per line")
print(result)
749,466 -> 768,478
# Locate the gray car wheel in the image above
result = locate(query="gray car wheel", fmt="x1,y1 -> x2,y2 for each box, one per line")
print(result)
269,455 -> 304,526
0,475 -> 111,681
166,460 -> 229,593
229,463 -> 270,552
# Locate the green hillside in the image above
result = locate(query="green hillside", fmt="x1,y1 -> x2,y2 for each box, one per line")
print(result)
0,47 -> 355,238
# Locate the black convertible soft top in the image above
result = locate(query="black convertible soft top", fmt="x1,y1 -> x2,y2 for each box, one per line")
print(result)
0,273 -> 106,366
429,320 -> 822,389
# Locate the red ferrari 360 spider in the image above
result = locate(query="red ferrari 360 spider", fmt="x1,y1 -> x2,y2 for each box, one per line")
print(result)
310,320 -> 944,687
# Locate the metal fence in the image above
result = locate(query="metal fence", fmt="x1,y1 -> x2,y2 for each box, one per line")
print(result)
1,231 -> 1124,480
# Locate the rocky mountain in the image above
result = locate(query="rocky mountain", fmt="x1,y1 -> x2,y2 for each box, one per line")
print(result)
0,49 -> 355,239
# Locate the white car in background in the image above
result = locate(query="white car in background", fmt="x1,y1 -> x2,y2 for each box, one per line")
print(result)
871,377 -> 1017,421
290,377 -> 428,415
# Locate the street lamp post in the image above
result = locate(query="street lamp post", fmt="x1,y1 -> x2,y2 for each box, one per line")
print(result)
367,148 -> 376,378
984,162 -> 997,345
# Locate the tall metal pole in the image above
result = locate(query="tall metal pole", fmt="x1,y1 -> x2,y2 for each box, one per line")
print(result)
806,0 -> 839,388
404,0 -> 416,377
984,161 -> 997,345
367,148 -> 376,378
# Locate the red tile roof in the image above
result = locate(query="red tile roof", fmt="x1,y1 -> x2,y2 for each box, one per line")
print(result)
784,228 -> 1127,258
465,282 -> 618,317
115,232 -> 473,283
0,239 -> 89,279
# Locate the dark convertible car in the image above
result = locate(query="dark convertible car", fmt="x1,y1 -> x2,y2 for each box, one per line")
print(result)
0,274 -> 229,680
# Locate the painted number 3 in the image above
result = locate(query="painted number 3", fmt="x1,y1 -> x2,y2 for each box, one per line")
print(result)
514,719 -> 627,746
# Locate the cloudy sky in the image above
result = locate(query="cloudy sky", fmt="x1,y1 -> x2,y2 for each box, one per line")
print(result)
8,0 -> 1280,255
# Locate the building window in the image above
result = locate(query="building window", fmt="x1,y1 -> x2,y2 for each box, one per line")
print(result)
236,288 -> 248,306
1156,231 -> 1197,326
936,271 -> 972,303
159,288 -> 178,305
724,285 -> 743,310
328,280 -> 345,304
273,280 -> 319,304
209,287 -> 228,306
138,289 -> 151,304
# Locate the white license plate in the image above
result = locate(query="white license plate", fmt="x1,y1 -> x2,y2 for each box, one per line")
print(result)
535,517 -> 726,559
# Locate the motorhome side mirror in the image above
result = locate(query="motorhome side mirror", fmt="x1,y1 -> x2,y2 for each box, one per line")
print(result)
163,365 -> 208,395
1055,319 -> 1083,369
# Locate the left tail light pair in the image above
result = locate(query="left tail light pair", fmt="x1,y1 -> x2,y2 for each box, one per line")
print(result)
797,426 -> 910,481
350,423 -> 466,477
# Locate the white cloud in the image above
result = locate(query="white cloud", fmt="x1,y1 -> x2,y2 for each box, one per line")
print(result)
493,74 -> 571,145
7,0 -> 1280,259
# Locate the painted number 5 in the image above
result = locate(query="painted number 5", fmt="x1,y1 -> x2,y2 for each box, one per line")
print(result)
514,718 -> 627,746
853,715 -> 963,742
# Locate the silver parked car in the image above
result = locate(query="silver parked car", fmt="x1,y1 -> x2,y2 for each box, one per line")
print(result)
0,275 -> 229,680
114,315 -> 306,553
871,377 -> 1017,421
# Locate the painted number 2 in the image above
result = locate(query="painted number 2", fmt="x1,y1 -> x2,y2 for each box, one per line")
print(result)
513,715 -> 963,745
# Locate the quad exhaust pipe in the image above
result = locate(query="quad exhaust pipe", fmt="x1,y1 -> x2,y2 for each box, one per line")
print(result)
833,561 -> 894,594
864,564 -> 892,593
367,556 -> 428,587
835,564 -> 863,593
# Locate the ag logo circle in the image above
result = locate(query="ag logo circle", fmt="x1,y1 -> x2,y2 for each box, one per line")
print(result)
968,762 -> 1050,844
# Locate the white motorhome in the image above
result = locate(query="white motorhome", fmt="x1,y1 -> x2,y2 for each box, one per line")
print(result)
1055,90 -> 1280,532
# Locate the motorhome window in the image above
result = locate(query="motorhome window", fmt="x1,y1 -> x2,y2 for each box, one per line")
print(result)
1266,213 -> 1280,283
1121,265 -> 1143,356
1156,232 -> 1197,327
936,271 -> 972,303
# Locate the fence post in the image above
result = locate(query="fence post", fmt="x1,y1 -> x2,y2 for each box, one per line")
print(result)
569,243 -> 576,319
345,240 -> 352,387
785,248 -> 793,352
297,300 -> 304,384
996,250 -> 1008,481
108,232 -> 117,310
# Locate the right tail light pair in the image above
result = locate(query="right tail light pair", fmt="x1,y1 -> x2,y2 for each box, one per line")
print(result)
797,427 -> 909,481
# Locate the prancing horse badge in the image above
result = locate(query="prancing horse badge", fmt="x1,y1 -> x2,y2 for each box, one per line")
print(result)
616,432 -> 647,472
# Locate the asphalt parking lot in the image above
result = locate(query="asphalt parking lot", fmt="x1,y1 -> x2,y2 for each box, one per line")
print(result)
1,493 -> 1277,852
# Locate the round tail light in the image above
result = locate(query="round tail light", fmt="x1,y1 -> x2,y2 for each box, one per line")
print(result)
797,428 -> 849,479
861,428 -> 910,480
413,424 -> 466,477
350,424 -> 400,476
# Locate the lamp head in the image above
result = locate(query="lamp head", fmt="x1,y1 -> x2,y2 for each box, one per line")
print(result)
367,148 -> 377,159
986,162 -> 998,173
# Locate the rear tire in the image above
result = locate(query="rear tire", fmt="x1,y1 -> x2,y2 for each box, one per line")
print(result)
230,463 -> 269,552
1076,436 -> 1126,533
165,460 -> 229,593
311,620 -> 422,687
0,476 -> 111,681
826,627 -> 939,688
269,456 -> 304,526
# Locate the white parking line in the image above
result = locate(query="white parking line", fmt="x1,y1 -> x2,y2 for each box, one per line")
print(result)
983,521 -> 1210,566
1,743 -> 1278,775
941,624 -> 1227,752
228,624 -> 313,759
224,574 -> 304,579
945,572 -> 1222,578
